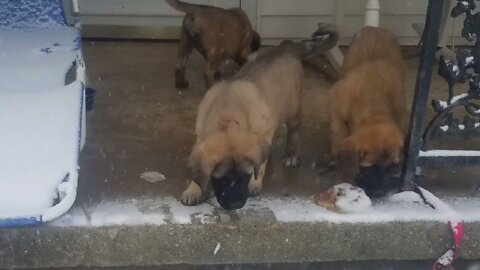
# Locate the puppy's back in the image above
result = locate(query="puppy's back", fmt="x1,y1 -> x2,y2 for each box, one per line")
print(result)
341,27 -> 403,76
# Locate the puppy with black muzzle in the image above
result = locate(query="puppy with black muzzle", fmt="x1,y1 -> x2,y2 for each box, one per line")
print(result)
329,27 -> 406,197
181,23 -> 339,210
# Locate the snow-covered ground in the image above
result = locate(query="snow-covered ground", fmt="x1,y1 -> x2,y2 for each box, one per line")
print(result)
52,192 -> 480,226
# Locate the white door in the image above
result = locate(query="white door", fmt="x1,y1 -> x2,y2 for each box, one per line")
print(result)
75,0 -> 240,39
70,0 -> 463,45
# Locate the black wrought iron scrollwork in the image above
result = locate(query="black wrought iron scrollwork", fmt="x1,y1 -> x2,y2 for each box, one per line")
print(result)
422,0 -> 480,149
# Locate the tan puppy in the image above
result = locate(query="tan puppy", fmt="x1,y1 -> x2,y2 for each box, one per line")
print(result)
182,24 -> 339,210
330,26 -> 406,178
166,0 -> 261,89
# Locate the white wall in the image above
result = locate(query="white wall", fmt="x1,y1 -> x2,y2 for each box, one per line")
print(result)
77,0 -> 239,27
251,0 -> 465,45
73,0 -> 466,45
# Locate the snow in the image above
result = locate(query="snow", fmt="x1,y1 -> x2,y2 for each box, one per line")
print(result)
451,93 -> 468,103
335,184 -> 371,213
52,197 -> 216,226
166,197 -> 217,224
0,82 -> 82,216
416,186 -> 457,216
52,194 -> 480,226
0,0 -> 67,28
0,28 -> 82,217
452,64 -> 460,73
53,200 -> 166,227
466,56 -> 474,65
140,171 -> 166,183
436,249 -> 454,266
89,202 -> 166,226
438,93 -> 469,108
322,183 -> 372,213
420,150 -> 480,157
438,123 -> 480,132
51,207 -> 89,227
438,101 -> 447,108
440,125 -> 449,131
213,243 -> 221,255
389,191 -> 422,204
0,28 -> 80,93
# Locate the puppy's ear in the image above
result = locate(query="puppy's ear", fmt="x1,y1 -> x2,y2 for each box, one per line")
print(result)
337,139 -> 360,178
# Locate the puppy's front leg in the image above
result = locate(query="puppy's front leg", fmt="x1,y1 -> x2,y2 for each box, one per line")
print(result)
249,161 -> 267,196
283,117 -> 301,167
180,181 -> 207,206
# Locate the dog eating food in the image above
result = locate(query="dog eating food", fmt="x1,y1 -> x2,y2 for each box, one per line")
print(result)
354,164 -> 403,198
329,26 -> 406,197
181,23 -> 339,210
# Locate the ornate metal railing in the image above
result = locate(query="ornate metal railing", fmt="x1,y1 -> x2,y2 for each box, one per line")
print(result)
402,0 -> 480,189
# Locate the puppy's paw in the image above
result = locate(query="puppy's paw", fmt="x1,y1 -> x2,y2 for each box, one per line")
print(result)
283,155 -> 300,167
180,190 -> 203,206
248,179 -> 262,196
180,182 -> 204,206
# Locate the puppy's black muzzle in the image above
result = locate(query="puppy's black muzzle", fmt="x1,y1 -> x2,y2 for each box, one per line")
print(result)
354,164 -> 402,198
212,172 -> 251,210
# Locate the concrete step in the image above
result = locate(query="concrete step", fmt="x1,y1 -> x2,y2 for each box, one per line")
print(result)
17,260 -> 480,270
1,219 -> 479,268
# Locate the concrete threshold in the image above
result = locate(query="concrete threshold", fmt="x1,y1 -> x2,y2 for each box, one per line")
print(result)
1,220 -> 479,268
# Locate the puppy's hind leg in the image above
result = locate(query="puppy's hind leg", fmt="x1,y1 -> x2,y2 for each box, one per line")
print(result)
180,181 -> 207,206
249,161 -> 267,196
283,114 -> 301,167
175,28 -> 194,89
203,53 -> 221,89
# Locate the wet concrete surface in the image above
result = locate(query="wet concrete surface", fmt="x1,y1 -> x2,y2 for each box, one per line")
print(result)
2,41 -> 480,269
79,40 -> 479,207
28,260 -> 480,270
79,40 -> 336,206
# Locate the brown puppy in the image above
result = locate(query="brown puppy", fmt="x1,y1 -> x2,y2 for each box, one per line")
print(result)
166,0 -> 261,89
330,26 -> 406,178
181,24 -> 339,210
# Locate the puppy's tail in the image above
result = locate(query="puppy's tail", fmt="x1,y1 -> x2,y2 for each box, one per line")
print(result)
291,23 -> 339,59
165,0 -> 204,14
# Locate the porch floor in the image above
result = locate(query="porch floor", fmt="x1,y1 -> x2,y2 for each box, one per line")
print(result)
2,41 -> 480,269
